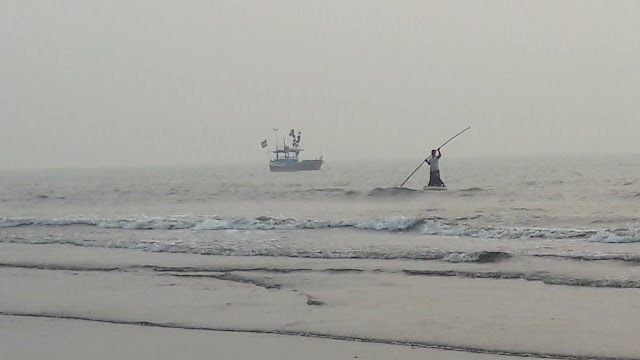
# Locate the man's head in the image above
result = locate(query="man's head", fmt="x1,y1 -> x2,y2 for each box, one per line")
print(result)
431,149 -> 437,156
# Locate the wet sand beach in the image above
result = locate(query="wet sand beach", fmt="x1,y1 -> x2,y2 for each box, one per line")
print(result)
2,243 -> 639,360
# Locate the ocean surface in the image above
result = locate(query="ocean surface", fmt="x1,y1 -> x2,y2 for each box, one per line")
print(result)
1,155 -> 639,264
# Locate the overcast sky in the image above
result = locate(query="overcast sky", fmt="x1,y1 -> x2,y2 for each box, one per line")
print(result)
1,1 -> 639,169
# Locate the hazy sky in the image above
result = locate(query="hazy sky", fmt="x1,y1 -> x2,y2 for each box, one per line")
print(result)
1,1 -> 639,169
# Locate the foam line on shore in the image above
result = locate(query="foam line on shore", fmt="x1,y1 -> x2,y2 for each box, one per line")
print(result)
2,262 -> 640,289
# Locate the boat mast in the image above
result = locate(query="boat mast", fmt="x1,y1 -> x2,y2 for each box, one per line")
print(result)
283,137 -> 287,158
272,128 -> 279,160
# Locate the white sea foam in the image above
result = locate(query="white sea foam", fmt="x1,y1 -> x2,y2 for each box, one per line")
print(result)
420,220 -> 595,240
0,218 -> 99,228
0,216 -> 423,232
1,216 -> 638,242
588,230 -> 640,243
353,217 -> 424,231
442,253 -> 481,263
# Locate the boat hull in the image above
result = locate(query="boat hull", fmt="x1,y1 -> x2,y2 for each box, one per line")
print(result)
270,159 -> 324,172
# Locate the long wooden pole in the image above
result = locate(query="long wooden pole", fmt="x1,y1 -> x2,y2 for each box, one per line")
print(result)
399,127 -> 471,187
436,126 -> 471,152
399,161 -> 426,188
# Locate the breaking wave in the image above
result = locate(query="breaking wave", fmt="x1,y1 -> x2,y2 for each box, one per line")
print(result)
420,220 -> 598,239
1,216 -> 638,242
443,251 -> 510,263
588,230 -> 640,243
0,216 -> 425,232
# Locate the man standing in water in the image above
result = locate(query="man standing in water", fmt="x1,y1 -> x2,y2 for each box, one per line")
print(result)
426,149 -> 445,187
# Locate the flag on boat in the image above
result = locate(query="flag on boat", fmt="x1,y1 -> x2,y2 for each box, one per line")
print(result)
261,139 -> 268,148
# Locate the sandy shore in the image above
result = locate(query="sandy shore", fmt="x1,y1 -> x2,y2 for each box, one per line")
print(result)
1,316 -> 533,360
1,243 -> 639,359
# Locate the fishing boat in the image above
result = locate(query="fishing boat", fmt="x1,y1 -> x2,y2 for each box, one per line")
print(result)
261,129 -> 324,172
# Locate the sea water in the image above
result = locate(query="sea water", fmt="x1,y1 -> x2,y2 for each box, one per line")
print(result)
1,155 -> 639,266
